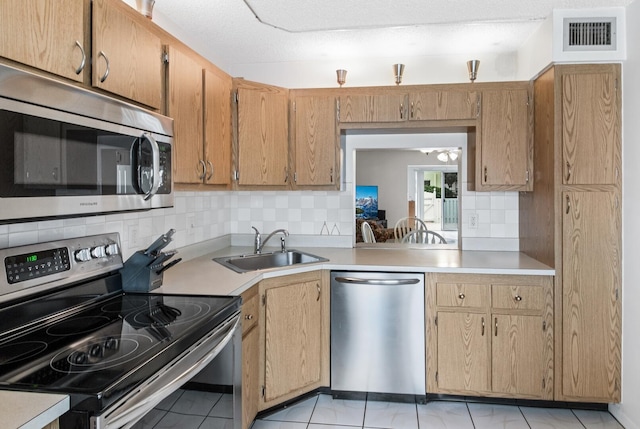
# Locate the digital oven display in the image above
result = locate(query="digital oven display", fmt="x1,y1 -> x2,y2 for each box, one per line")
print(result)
4,247 -> 70,284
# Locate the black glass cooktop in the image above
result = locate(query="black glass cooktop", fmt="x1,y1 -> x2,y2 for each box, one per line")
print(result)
0,273 -> 240,411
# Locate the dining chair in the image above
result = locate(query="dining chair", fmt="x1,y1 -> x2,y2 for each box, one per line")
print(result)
394,217 -> 428,242
361,221 -> 376,243
401,229 -> 448,244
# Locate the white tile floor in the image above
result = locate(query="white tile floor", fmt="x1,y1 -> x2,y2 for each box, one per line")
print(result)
132,389 -> 625,429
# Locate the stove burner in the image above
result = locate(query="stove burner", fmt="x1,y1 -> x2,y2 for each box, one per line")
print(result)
0,341 -> 48,365
129,301 -> 211,327
101,298 -> 147,313
46,316 -> 113,336
50,334 -> 155,373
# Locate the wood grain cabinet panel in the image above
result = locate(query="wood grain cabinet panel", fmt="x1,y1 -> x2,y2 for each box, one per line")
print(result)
0,0 -> 86,82
92,0 -> 162,109
236,80 -> 289,186
292,95 -> 338,187
203,68 -> 232,185
562,191 -> 621,401
475,87 -> 531,190
436,283 -> 488,308
409,90 -> 478,120
436,311 -> 490,392
167,46 -> 203,184
259,272 -> 327,408
562,70 -> 621,186
492,285 -> 544,311
339,93 -> 408,123
241,287 -> 259,429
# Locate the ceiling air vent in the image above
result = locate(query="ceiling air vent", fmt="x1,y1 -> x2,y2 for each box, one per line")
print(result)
563,18 -> 616,51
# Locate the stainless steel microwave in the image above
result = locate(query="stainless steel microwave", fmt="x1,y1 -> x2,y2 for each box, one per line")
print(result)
0,64 -> 173,223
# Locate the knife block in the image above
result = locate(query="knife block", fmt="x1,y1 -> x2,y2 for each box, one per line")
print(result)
120,251 -> 163,292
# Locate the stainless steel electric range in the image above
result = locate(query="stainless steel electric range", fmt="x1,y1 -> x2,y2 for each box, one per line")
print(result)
0,233 -> 241,429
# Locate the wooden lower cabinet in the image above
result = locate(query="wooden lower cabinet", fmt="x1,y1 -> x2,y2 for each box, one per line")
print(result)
241,287 -> 259,429
258,271 -> 329,410
427,273 -> 553,400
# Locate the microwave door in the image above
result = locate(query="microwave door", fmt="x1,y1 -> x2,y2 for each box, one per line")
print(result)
134,133 -> 161,201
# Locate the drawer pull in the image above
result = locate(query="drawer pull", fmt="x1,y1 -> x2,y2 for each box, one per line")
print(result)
458,293 -> 465,300
514,295 -> 522,302
245,314 -> 253,320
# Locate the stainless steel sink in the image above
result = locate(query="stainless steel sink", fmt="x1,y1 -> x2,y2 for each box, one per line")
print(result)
214,250 -> 328,273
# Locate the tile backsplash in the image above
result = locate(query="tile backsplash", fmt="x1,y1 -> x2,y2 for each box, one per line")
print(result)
0,188 -> 518,258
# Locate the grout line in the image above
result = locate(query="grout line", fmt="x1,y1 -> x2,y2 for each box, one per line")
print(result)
570,409 -> 589,429
517,406 -> 533,429
466,402 -> 477,429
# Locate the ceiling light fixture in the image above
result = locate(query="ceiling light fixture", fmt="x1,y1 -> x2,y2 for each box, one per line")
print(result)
393,64 -> 405,85
336,69 -> 347,87
135,0 -> 155,19
436,150 -> 460,162
467,60 -> 480,83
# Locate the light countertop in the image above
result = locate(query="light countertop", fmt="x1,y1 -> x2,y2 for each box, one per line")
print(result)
158,246 -> 555,296
0,391 -> 69,429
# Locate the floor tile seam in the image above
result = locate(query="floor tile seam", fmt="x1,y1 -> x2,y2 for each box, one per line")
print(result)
465,402 -> 477,429
159,409 -> 213,419
569,409 -> 590,429
516,406 -> 533,429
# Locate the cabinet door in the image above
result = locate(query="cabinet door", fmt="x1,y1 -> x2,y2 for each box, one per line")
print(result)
492,314 -> 544,397
339,94 -> 407,123
204,68 -> 232,185
436,311 -> 489,392
562,68 -> 620,185
263,279 -> 322,403
242,325 -> 259,429
167,46 -> 203,184
409,90 -> 478,120
562,191 -> 621,401
237,84 -> 289,186
0,0 -> 86,82
478,88 -> 530,189
92,0 -> 162,109
293,96 -> 337,186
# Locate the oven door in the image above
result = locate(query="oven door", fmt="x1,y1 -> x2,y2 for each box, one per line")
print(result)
0,97 -> 172,222
91,312 -> 241,429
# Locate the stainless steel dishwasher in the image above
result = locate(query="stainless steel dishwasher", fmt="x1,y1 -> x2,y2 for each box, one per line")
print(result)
331,271 -> 425,396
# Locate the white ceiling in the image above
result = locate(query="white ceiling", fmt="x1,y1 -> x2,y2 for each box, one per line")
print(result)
150,0 -> 633,72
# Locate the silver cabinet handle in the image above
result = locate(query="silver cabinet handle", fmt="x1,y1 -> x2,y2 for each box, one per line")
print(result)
484,166 -> 488,183
74,40 -> 86,75
317,283 -> 321,301
514,295 -> 522,302
481,317 -> 485,336
198,160 -> 207,180
410,101 -> 414,119
98,50 -> 110,83
334,277 -> 420,285
566,161 -> 571,182
399,103 -> 404,119
458,293 -> 465,300
566,195 -> 571,215
494,317 -> 498,337
206,160 -> 213,181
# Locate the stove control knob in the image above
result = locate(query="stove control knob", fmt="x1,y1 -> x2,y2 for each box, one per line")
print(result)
105,243 -> 120,257
104,337 -> 119,350
72,351 -> 87,365
89,344 -> 103,357
74,248 -> 92,262
91,246 -> 107,258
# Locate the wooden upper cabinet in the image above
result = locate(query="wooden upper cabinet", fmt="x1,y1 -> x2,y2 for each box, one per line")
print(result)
472,86 -> 531,191
236,80 -> 289,186
167,45 -> 203,184
562,190 -> 621,402
409,90 -> 478,120
339,93 -> 408,123
0,0 -> 87,82
292,95 -> 338,187
92,0 -> 162,109
204,68 -> 232,185
561,66 -> 621,186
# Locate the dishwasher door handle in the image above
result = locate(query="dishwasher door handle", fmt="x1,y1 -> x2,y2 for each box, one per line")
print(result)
334,277 -> 421,285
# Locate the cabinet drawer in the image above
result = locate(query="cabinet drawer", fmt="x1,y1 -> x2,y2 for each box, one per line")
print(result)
491,285 -> 543,311
241,288 -> 259,334
436,283 -> 488,308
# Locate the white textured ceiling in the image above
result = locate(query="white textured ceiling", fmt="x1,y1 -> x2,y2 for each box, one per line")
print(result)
151,0 -> 633,72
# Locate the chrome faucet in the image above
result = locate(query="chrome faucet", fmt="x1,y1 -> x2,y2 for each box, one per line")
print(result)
252,227 -> 289,254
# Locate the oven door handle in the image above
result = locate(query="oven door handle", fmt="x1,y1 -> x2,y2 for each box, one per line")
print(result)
94,313 -> 240,429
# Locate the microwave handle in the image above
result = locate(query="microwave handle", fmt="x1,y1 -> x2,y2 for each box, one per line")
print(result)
141,133 -> 161,201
